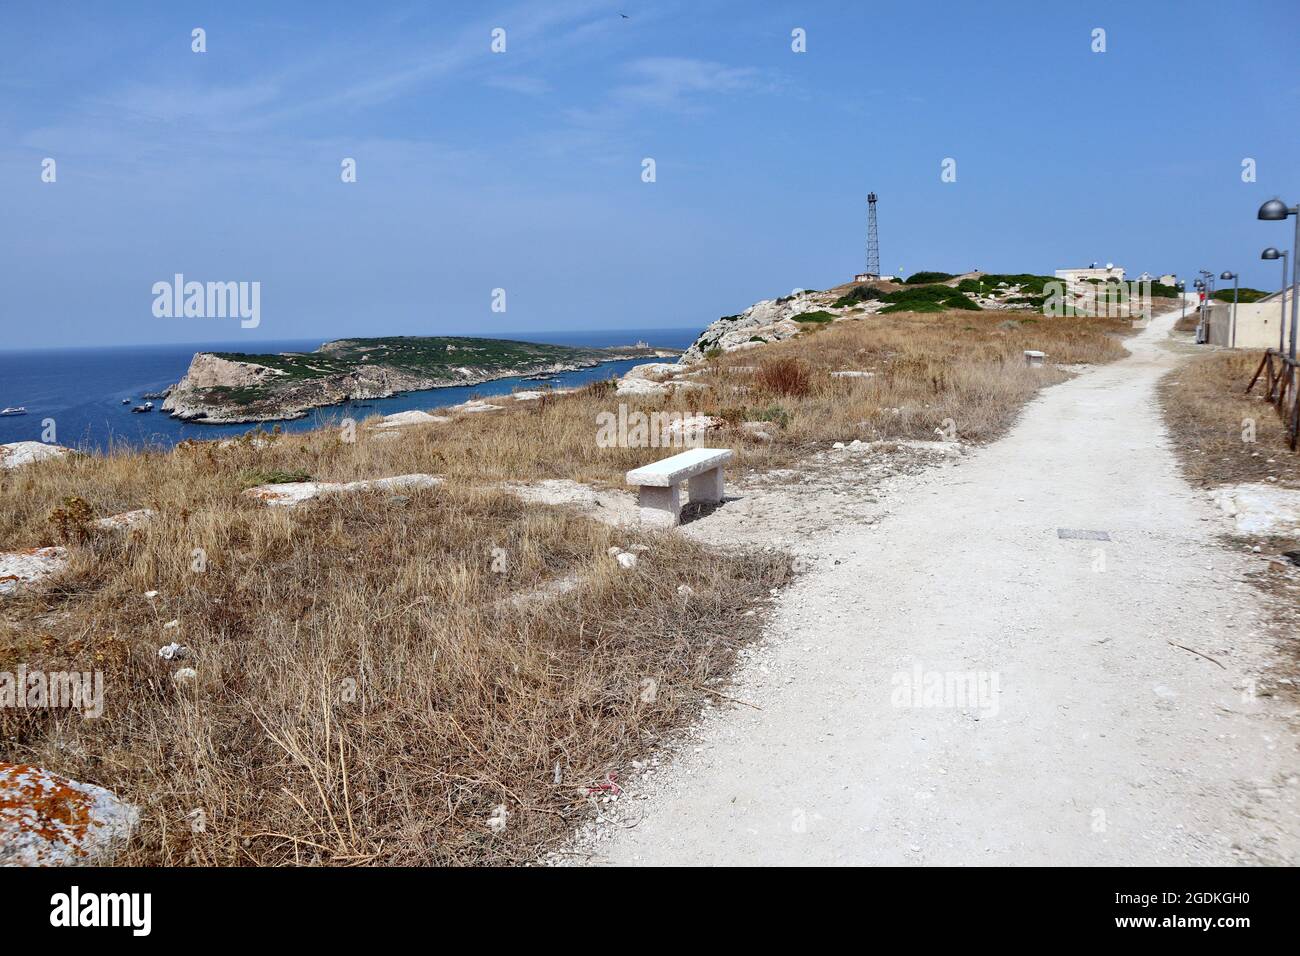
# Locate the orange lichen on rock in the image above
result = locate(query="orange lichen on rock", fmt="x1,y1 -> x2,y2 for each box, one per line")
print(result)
0,762 -> 137,866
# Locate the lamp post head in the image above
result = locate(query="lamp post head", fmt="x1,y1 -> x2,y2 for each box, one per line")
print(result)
1220,271 -> 1235,280
1261,247 -> 1282,260
1258,198 -> 1290,220
1193,279 -> 1204,290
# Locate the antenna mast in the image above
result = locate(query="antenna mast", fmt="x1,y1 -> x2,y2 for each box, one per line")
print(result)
865,192 -> 880,278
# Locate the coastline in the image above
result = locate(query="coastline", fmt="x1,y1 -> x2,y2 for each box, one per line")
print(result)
0,330 -> 700,452
164,346 -> 682,426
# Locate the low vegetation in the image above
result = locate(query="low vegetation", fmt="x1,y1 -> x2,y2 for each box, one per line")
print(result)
956,273 -> 1057,296
1,456 -> 785,865
1158,350 -> 1297,488
1212,287 -> 1271,304
880,285 -> 981,313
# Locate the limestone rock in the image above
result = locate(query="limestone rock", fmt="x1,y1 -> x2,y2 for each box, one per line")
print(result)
373,410 -> 450,428
0,763 -> 139,866
93,509 -> 156,532
0,441 -> 73,470
0,547 -> 69,596
244,473 -> 444,507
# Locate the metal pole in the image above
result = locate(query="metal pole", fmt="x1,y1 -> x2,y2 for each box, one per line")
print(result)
1281,252 -> 1289,353
1290,210 -> 1299,361
1231,274 -> 1238,348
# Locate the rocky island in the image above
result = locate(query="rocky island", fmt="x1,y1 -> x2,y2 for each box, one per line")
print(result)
162,335 -> 679,423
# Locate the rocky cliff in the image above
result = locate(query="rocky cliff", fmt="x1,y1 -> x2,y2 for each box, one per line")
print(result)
679,288 -> 843,364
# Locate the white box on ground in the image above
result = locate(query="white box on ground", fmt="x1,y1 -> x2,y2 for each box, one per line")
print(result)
626,448 -> 733,528
1024,350 -> 1046,366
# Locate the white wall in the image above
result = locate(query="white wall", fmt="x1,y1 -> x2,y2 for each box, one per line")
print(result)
1206,288 -> 1295,350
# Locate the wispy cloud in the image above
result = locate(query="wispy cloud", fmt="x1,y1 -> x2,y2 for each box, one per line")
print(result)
614,57 -> 769,109
561,56 -> 777,136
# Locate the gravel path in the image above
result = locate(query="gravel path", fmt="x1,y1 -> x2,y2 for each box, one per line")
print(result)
581,306 -> 1300,866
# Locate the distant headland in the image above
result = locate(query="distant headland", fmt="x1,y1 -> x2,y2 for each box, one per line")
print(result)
161,335 -> 680,424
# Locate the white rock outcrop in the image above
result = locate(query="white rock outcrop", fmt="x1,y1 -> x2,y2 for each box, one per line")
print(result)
244,473 -> 444,507
373,410 -> 450,428
93,509 -> 156,532
680,290 -> 832,364
1210,484 -> 1300,536
0,547 -> 69,595
0,763 -> 139,866
0,441 -> 73,470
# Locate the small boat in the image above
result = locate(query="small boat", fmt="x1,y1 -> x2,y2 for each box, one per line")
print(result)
130,402 -> 154,414
0,406 -> 28,416
121,399 -> 132,405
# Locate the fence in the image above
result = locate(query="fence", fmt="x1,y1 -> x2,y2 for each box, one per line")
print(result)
1245,349 -> 1300,450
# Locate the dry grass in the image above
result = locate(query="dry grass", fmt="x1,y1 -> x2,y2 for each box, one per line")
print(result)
410,308 -> 1132,487
1157,350 -> 1298,489
0,306 -> 1131,865
0,457 -> 786,865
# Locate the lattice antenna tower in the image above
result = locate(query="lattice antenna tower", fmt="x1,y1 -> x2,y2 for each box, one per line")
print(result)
865,192 -> 880,277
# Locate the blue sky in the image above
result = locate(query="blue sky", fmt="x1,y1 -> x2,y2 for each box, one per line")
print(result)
2,0 -> 1298,350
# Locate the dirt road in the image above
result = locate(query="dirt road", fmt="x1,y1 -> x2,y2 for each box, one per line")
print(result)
585,305 -> 1299,866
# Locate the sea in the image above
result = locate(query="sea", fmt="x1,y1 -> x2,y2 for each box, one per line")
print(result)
0,328 -> 701,453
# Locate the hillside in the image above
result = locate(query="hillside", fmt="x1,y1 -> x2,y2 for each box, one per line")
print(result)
162,335 -> 678,423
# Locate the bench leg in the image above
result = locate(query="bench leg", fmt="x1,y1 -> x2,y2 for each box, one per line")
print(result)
638,484 -> 681,528
687,466 -> 724,505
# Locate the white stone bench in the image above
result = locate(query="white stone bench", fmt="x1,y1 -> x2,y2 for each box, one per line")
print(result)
626,448 -> 733,528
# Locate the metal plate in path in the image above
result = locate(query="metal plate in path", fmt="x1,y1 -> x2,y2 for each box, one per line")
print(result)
1057,528 -> 1111,541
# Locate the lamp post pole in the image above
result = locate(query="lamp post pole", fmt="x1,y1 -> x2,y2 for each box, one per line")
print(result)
1193,278 -> 1206,343
1220,271 -> 1239,348
1262,248 -> 1288,353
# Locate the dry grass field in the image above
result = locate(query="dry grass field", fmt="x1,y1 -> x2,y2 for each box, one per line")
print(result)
0,306 -> 1135,865
418,308 -> 1134,489
1158,349 -> 1299,489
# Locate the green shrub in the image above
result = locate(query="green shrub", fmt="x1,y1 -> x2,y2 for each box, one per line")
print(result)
880,285 -> 981,311
750,403 -> 789,427
881,301 -> 945,314
1213,287 -> 1270,303
904,271 -> 955,284
832,286 -> 885,308
959,274 -> 1058,296
791,311 -> 835,323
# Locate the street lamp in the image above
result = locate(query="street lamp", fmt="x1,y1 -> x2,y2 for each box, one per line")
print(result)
1258,198 -> 1299,361
1220,271 -> 1239,347
1177,280 -> 1186,323
1262,247 -> 1289,353
1193,278 -> 1206,343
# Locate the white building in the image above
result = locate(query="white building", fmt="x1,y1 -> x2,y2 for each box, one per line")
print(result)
1054,263 -> 1125,291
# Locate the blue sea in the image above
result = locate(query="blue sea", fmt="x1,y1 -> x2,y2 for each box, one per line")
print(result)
0,329 -> 700,453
